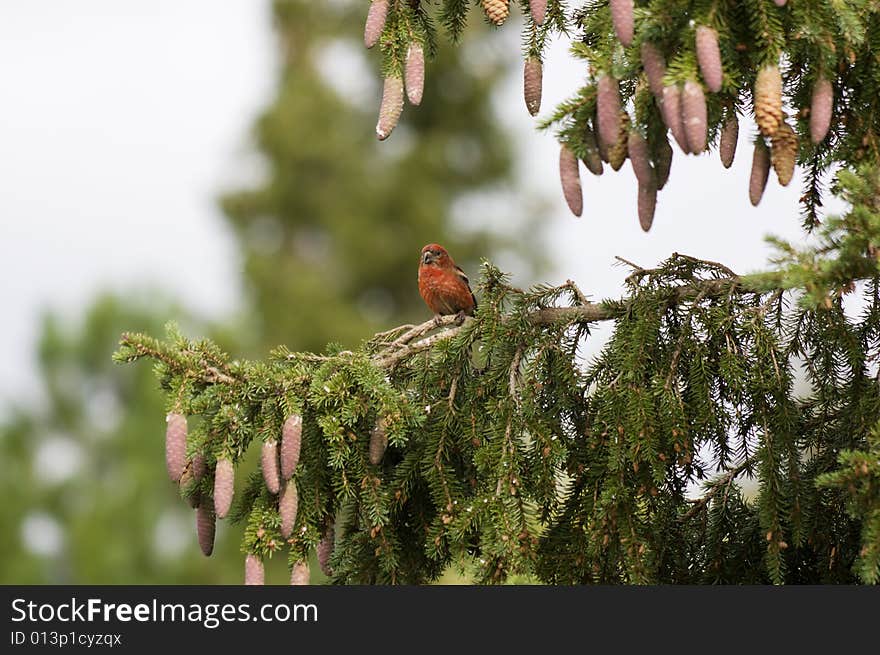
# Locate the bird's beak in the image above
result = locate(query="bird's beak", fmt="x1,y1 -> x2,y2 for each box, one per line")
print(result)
422,252 -> 433,265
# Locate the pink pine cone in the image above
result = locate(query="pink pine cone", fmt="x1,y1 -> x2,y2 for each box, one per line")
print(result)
523,57 -> 543,117
627,131 -> 654,187
261,440 -> 281,495
661,85 -> 689,154
774,0 -> 787,6
279,479 -> 299,539
213,457 -> 235,519
318,524 -> 335,577
405,43 -> 425,106
165,412 -> 187,483
638,183 -> 657,233
720,113 -> 739,169
290,561 -> 310,586
376,76 -> 404,141
364,0 -> 388,49
695,26 -> 723,93
641,43 -> 666,99
191,452 -> 206,482
654,138 -> 673,190
196,502 -> 215,557
245,554 -> 265,585
610,0 -> 634,48
681,80 -> 708,153
281,413 -> 303,480
559,145 -> 583,218
810,76 -> 833,144
596,75 -> 621,149
529,0 -> 547,26
749,141 -> 771,207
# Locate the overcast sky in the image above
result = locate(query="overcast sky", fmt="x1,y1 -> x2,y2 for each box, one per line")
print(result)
0,1 -> 842,411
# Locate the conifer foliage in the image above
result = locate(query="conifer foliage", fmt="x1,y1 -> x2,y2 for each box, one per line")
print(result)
362,1 -> 880,230
117,167 -> 880,585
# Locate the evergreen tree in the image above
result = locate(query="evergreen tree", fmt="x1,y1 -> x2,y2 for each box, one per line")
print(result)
118,1 -> 880,585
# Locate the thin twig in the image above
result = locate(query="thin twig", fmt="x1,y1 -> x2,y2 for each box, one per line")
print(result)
680,457 -> 755,522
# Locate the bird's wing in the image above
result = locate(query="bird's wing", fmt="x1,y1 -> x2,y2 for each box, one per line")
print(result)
455,265 -> 477,309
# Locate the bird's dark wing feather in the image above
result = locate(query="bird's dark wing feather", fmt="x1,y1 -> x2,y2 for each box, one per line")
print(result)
455,265 -> 477,309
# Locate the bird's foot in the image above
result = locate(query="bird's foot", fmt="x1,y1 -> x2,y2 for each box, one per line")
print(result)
433,314 -> 443,328
454,310 -> 467,326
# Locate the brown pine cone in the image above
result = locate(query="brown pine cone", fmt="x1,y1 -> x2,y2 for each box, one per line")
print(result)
559,145 -> 583,217
719,112 -> 739,168
196,502 -> 215,557
627,130 -> 654,187
581,127 -> 604,176
638,183 -> 657,232
482,0 -> 510,26
641,42 -> 666,99
661,85 -> 689,153
755,65 -> 783,137
608,112 -> 631,171
770,120 -> 798,187
523,57 -> 543,117
369,417 -> 389,465
749,140 -> 771,206
654,138 -> 673,190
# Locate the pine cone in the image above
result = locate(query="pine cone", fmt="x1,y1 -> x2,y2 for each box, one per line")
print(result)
523,57 -> 543,117
641,42 -> 666,99
196,502 -> 215,557
661,85 -> 689,153
610,0 -> 634,48
245,554 -> 265,585
290,561 -> 310,586
405,43 -> 425,106
261,440 -> 281,495
771,120 -> 798,187
179,462 -> 201,509
529,0 -> 547,26
318,523 -> 335,576
581,127 -> 604,176
719,113 -> 739,168
165,412 -> 187,483
681,80 -> 708,153
279,479 -> 299,539
596,75 -> 621,149
482,0 -> 510,26
376,76 -> 404,141
695,26 -> 723,93
191,452 -> 206,482
638,183 -> 657,232
213,458 -> 234,519
559,145 -> 583,217
281,413 -> 303,480
369,417 -> 389,465
364,0 -> 388,49
810,76 -> 833,144
774,0 -> 787,5
755,65 -> 783,137
654,138 -> 673,190
749,140 -> 771,206
627,131 -> 654,187
608,112 -> 630,171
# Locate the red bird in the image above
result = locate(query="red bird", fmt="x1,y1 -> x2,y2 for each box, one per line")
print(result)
418,243 -> 477,319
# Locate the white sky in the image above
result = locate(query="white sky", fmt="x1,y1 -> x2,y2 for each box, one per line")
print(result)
0,1 -> 842,410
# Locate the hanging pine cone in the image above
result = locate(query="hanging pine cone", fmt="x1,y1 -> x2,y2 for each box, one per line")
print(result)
369,417 -> 389,465
376,76 -> 404,141
318,523 -> 335,577
529,0 -> 547,25
261,440 -> 281,495
695,26 -> 723,93
607,112 -> 630,171
653,138 -> 672,190
279,479 -> 299,539
638,183 -> 657,232
596,75 -> 621,149
281,413 -> 302,480
810,76 -> 833,144
627,131 -> 654,187
581,127 -> 604,176
405,43 -> 425,106
482,0 -> 510,26
610,0 -> 634,48
661,84 -> 689,153
681,80 -> 708,153
523,57 -> 542,117
191,452 -> 206,482
196,501 -> 215,557
771,120 -> 798,187
559,145 -> 583,217
290,561 -> 310,586
165,412 -> 187,483
749,140 -> 771,206
179,462 -> 200,508
641,42 -> 666,99
213,457 -> 234,519
774,0 -> 787,5
364,0 -> 388,49
245,554 -> 265,585
719,113 -> 739,169
755,65 -> 783,137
